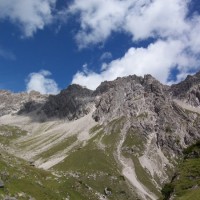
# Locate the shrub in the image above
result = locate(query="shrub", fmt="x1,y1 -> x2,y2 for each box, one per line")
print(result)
161,183 -> 174,200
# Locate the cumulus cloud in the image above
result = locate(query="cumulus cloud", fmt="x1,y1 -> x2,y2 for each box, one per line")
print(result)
72,39 -> 198,90
124,0 -> 189,41
72,37 -> 200,90
0,0 -> 56,37
69,0 -> 130,48
71,0 -> 200,89
26,70 -> 59,94
69,0 -> 190,47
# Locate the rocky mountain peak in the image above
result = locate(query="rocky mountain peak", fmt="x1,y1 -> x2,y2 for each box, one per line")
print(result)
60,84 -> 92,94
92,74 -> 168,123
28,90 -> 42,96
92,73 -> 200,157
2,71 -> 200,125
0,90 -> 47,116
170,71 -> 200,106
39,84 -> 94,120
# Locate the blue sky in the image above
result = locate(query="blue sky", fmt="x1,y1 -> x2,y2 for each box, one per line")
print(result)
0,0 -> 200,94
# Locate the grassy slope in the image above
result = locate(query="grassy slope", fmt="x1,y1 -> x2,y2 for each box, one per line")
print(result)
174,159 -> 200,200
54,118 -> 138,200
55,116 -> 162,200
0,124 -> 86,200
161,141 -> 200,200
0,125 -> 27,145
173,142 -> 200,200
0,149 -> 96,200
0,150 -> 66,200
34,135 -> 78,160
122,128 -> 161,198
0,120 -> 165,200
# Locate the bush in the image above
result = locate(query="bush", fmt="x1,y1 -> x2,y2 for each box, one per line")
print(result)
183,141 -> 200,158
161,183 -> 174,200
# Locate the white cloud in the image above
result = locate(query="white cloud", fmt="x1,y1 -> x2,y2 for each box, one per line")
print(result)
69,0 -> 130,48
187,16 -> 200,54
0,0 -> 56,37
124,0 -> 189,41
100,52 -> 112,61
72,38 -> 200,90
71,0 -> 200,89
26,70 -> 59,94
68,0 -> 190,48
82,63 -> 89,74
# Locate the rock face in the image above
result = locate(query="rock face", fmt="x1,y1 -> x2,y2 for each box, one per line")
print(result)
0,85 -> 94,121
170,72 -> 200,106
0,75 -> 200,151
92,74 -> 200,155
1,73 -> 200,150
92,74 -> 169,122
41,84 -> 94,120
0,90 -> 47,116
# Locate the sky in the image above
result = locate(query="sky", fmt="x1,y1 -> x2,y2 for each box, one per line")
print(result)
0,0 -> 200,94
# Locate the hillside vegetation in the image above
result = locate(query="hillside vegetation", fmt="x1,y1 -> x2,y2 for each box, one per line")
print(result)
162,141 -> 200,200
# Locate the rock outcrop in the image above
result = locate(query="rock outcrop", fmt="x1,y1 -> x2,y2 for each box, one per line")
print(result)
0,90 -> 47,116
92,74 -> 200,155
40,84 -> 94,120
170,71 -> 200,106
13,85 -> 94,121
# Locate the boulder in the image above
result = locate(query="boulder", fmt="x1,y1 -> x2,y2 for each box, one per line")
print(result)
104,187 -> 112,196
0,180 -> 4,188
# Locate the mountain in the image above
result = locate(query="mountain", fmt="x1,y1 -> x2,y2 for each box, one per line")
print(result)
0,72 -> 200,200
0,90 -> 47,117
